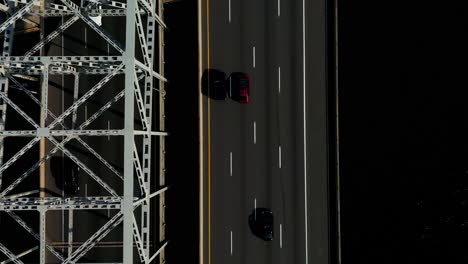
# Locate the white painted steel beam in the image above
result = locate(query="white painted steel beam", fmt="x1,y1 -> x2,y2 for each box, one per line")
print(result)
148,241 -> 168,263
133,186 -> 169,208
24,15 -> 80,57
39,209 -> 46,264
133,215 -> 147,262
0,246 -> 37,264
0,0 -> 39,33
137,0 -> 167,29
6,211 -> 65,261
0,0 -> 17,192
62,212 -> 123,264
0,0 -> 168,262
0,243 -> 23,264
123,0 -> 137,262
134,130 -> 168,136
0,89 -> 124,197
59,0 -> 124,53
133,142 -> 148,197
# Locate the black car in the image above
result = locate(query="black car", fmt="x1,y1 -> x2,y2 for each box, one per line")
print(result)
201,69 -> 227,100
248,208 -> 274,241
50,156 -> 80,195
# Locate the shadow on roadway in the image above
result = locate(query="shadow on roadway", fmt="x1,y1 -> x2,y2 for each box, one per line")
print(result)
164,1 -> 199,264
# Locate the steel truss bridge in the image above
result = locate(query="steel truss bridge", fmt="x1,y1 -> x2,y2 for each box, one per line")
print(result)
0,0 -> 168,263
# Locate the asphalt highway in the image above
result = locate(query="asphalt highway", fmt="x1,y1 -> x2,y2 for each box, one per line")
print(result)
201,0 -> 329,264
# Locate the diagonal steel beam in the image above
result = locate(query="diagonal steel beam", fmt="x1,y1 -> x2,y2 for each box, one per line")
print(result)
62,212 -> 123,264
135,2 -> 150,66
137,0 -> 166,29
132,215 -> 147,262
47,136 -> 119,197
0,0 -> 39,33
48,63 -> 123,129
3,189 -> 38,199
134,74 -> 149,131
0,137 -> 39,175
77,90 -> 125,130
24,15 -> 80,56
135,59 -> 167,83
0,92 -> 39,128
6,211 -> 65,261
0,92 -> 40,174
141,1 -> 157,254
148,241 -> 168,264
0,81 -> 10,191
0,0 -> 18,191
133,186 -> 169,208
0,243 -> 23,264
76,138 -> 123,180
59,0 -> 124,54
133,142 -> 148,197
0,246 -> 37,264
4,76 -> 123,181
0,90 -> 125,197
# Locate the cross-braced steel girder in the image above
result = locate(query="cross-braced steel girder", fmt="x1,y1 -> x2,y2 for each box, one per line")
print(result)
0,0 -> 167,263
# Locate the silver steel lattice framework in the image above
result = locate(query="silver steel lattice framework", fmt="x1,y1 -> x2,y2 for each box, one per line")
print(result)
0,0 -> 167,263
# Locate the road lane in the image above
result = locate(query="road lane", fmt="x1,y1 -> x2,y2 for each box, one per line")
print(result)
201,0 -> 330,263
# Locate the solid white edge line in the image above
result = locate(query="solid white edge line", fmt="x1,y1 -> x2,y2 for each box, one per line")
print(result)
84,27 -> 87,48
253,121 -> 256,144
278,0 -> 280,16
280,224 -> 283,248
228,0 -> 231,23
253,46 -> 256,68
229,152 -> 233,176
254,198 -> 257,220
279,145 -> 282,169
278,66 -> 281,93
302,0 -> 309,263
230,230 -> 233,256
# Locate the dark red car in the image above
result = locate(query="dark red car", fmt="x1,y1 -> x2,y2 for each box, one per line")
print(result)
228,72 -> 250,104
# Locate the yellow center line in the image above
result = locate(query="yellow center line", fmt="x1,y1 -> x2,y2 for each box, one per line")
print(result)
206,0 -> 212,263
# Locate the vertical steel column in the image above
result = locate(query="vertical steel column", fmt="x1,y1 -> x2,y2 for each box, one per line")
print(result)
69,72 -> 78,257
68,209 -> 73,257
40,63 -> 49,128
0,1 -> 16,191
141,0 -> 157,259
123,1 -> 137,263
158,0 -> 166,263
71,73 -> 79,129
39,209 -> 46,264
0,78 -> 8,191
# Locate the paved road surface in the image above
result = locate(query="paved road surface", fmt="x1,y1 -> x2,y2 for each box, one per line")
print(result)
201,0 -> 329,264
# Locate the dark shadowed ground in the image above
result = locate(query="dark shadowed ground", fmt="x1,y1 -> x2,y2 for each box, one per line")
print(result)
339,1 -> 468,263
165,1 -> 199,264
